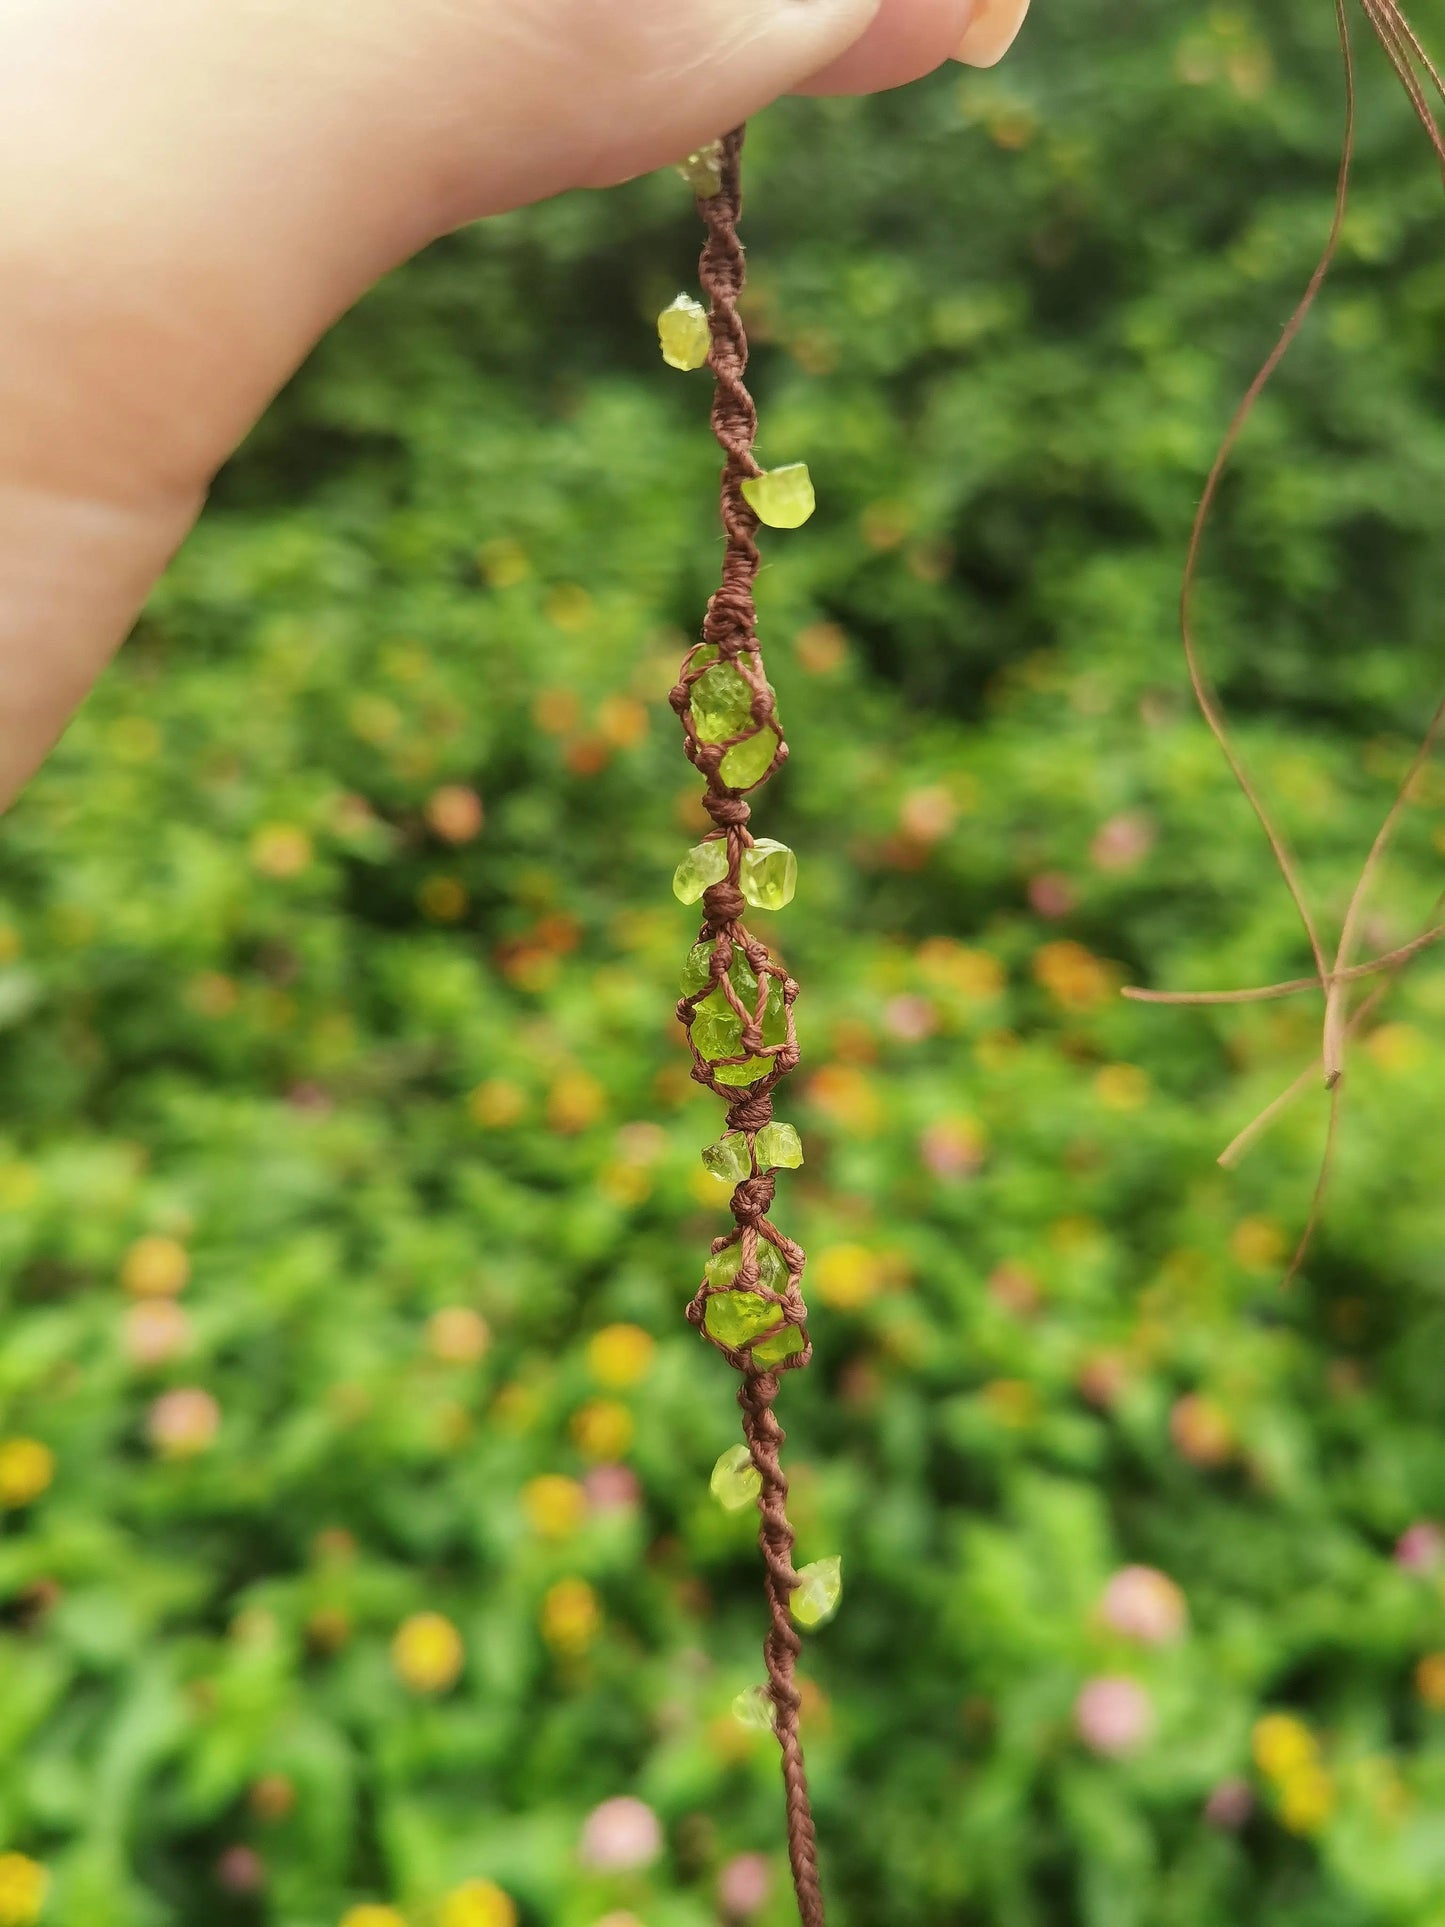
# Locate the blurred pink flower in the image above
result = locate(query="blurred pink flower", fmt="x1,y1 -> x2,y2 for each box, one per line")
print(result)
718,1852 -> 771,1918
584,1464 -> 640,1514
123,1298 -> 192,1368
987,1264 -> 1040,1317
216,1846 -> 265,1894
1204,1779 -> 1254,1830
1396,1522 -> 1444,1572
146,1387 -> 220,1459
920,1118 -> 985,1182
1099,1566 -> 1187,1645
1090,812 -> 1155,872
1077,1351 -> 1129,1410
1074,1676 -> 1153,1757
1028,872 -> 1076,919
579,1796 -> 662,1872
882,995 -> 937,1043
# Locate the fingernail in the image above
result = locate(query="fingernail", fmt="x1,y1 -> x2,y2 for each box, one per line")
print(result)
953,0 -> 1031,68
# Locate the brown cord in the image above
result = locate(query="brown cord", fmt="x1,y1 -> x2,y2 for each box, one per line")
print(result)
672,125 -> 826,1927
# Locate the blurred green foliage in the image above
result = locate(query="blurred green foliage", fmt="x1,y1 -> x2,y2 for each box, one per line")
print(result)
3,1 -> 1445,1922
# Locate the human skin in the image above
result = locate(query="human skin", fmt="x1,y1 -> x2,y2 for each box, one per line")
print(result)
0,0 -> 1031,807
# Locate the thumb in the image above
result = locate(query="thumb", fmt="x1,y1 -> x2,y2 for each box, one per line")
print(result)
0,0 -> 894,805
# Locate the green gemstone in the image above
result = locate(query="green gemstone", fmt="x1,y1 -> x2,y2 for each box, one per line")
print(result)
691,988 -> 743,1062
755,1122 -> 803,1170
719,729 -> 777,790
706,1240 -> 789,1295
791,1556 -> 843,1630
676,141 -> 725,199
658,294 -> 710,372
713,1058 -> 772,1088
672,839 -> 730,905
740,839 -> 797,911
732,1684 -> 776,1733
690,661 -> 755,744
702,1131 -> 752,1184
704,1287 -> 804,1367
741,464 -> 816,530
710,1443 -> 762,1513
680,942 -> 716,997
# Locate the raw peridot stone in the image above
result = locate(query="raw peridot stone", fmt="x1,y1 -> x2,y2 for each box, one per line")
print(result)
690,966 -> 786,1078
691,989 -> 743,1062
791,1556 -> 843,1630
680,942 -> 716,997
706,1239 -> 789,1296
741,463 -> 816,530
704,1289 -> 805,1366
755,1122 -> 803,1170
672,839 -> 730,905
710,1443 -> 761,1512
740,839 -> 797,911
658,294 -> 710,372
702,1132 -> 752,1184
676,141 -> 725,198
732,1684 -> 776,1732
719,729 -> 777,790
690,660 -> 755,743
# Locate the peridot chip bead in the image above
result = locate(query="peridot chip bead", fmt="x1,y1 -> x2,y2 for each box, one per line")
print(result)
791,1556 -> 843,1630
691,988 -> 743,1062
690,660 -> 755,743
702,1131 -> 752,1184
705,1289 -> 805,1366
658,294 -> 711,372
732,1684 -> 776,1732
740,839 -> 797,911
755,1122 -> 803,1170
719,730 -> 777,790
680,942 -> 716,997
740,463 -> 816,530
710,1443 -> 762,1512
672,839 -> 730,905
706,1239 -> 789,1296
676,141 -> 725,198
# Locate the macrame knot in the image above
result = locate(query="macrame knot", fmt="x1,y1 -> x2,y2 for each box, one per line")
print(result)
730,1174 -> 776,1222
726,1090 -> 774,1134
702,881 -> 746,925
704,792 -> 751,828
668,682 -> 691,716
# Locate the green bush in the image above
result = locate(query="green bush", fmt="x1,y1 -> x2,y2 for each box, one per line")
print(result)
2,3 -> 1444,1922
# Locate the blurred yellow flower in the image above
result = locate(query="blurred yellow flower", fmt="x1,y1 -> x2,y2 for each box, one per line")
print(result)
479,537 -> 529,589
806,1065 -> 881,1135
587,1325 -> 655,1389
1093,1064 -> 1151,1112
0,1853 -> 47,1925
1253,1713 -> 1317,1780
1230,1217 -> 1286,1271
439,1880 -> 517,1927
982,1379 -> 1039,1428
1415,1652 -> 1445,1710
418,876 -> 468,922
427,1308 -> 491,1366
547,1071 -> 606,1135
0,1439 -> 55,1511
812,1245 -> 878,1313
468,1080 -> 527,1129
917,938 -> 1005,1000
340,1908 -> 407,1927
570,1400 -> 635,1461
522,1475 -> 587,1540
597,1161 -> 652,1208
541,1578 -> 601,1656
1278,1762 -> 1335,1835
794,622 -> 848,676
598,696 -> 649,749
121,1234 -> 191,1298
1365,1022 -> 1428,1075
250,823 -> 313,878
391,1613 -> 465,1695
1033,940 -> 1114,1011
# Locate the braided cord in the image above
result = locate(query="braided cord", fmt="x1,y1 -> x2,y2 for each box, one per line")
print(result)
670,126 -> 826,1927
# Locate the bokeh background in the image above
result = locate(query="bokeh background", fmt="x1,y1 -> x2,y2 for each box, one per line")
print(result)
3,1 -> 1445,1922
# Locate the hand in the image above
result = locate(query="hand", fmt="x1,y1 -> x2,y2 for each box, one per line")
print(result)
0,0 -> 1031,806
